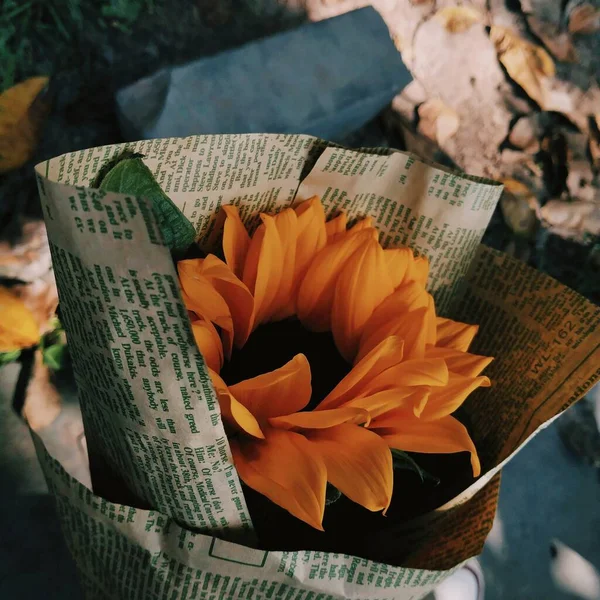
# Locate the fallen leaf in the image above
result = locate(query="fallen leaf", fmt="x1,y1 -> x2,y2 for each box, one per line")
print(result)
526,16 -> 578,63
434,6 -> 482,33
0,349 -> 21,366
402,80 -> 428,105
382,108 -> 457,168
566,161 -> 595,202
590,115 -> 600,169
500,178 -> 539,237
540,199 -> 600,242
21,349 -> 62,431
590,138 -> 600,168
508,115 -> 540,153
519,0 -> 534,12
0,76 -> 50,173
12,278 -> 59,336
568,3 -> 600,34
392,32 -> 405,53
417,99 -> 460,146
0,220 -> 52,282
490,26 -> 555,108
0,286 -> 40,351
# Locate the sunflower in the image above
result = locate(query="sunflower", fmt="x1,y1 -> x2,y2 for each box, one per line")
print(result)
178,197 -> 492,530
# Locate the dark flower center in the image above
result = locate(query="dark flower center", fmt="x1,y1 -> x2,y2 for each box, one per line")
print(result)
219,318 -> 352,409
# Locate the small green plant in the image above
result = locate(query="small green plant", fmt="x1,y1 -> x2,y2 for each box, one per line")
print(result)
0,0 -> 155,91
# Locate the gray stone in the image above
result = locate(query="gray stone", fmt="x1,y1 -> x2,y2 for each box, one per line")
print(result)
116,8 -> 411,143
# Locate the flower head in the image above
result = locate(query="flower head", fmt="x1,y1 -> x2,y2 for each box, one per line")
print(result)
178,197 -> 492,529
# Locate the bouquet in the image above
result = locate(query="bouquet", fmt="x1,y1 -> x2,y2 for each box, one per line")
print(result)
34,134 -> 600,599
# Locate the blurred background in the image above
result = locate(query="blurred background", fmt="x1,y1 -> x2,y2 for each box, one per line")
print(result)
0,1 -> 599,598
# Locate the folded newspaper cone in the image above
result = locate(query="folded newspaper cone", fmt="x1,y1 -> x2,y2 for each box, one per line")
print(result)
34,135 -> 600,600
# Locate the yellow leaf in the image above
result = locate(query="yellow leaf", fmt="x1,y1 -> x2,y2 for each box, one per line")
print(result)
434,6 -> 482,33
490,26 -> 555,107
0,77 -> 50,173
0,286 -> 40,351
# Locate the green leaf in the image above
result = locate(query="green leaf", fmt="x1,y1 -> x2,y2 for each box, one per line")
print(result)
95,150 -> 196,255
41,326 -> 64,349
391,449 -> 440,484
0,349 -> 21,367
42,343 -> 68,371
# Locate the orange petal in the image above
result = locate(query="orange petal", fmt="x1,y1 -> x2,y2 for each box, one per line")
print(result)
199,255 -> 255,349
292,197 -> 328,298
331,239 -> 395,361
405,254 -> 430,287
436,317 -> 479,351
374,414 -> 481,477
325,212 -> 347,242
362,358 -> 449,394
349,216 -> 373,232
191,318 -> 224,372
269,406 -> 370,430
222,205 -> 251,279
385,248 -> 413,289
357,282 -> 429,356
296,229 -> 377,332
426,346 -> 493,378
209,370 -> 265,439
231,428 -> 327,530
357,307 -> 430,362
269,208 -> 299,320
230,354 -> 311,419
420,372 -> 491,421
242,214 -> 284,326
305,424 -> 393,512
345,387 -> 430,420
425,294 -> 437,346
0,287 -> 39,351
178,262 -> 234,354
318,336 -> 404,410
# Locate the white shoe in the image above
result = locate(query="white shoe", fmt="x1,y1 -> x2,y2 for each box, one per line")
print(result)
432,560 -> 485,600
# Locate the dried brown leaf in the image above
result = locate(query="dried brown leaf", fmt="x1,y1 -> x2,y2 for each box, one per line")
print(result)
490,26 -> 555,108
540,199 -> 600,241
500,178 -> 539,237
566,161 -> 595,202
0,76 -> 50,173
434,6 -> 482,33
508,115 -> 540,153
526,16 -> 578,63
590,138 -> 600,168
382,109 -> 456,167
417,99 -> 460,146
590,115 -> 600,169
568,3 -> 600,34
0,220 -> 52,281
22,350 -> 62,431
392,32 -> 405,53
